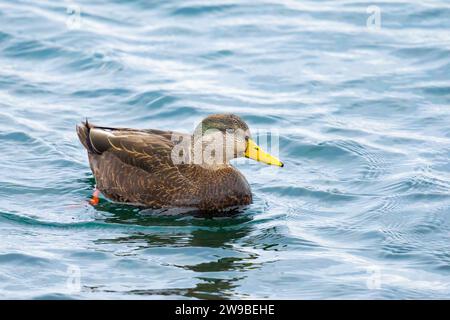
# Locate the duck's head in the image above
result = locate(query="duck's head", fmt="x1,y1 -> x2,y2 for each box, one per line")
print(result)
193,114 -> 283,167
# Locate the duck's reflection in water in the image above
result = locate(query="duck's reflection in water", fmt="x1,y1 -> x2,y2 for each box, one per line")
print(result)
91,202 -> 260,299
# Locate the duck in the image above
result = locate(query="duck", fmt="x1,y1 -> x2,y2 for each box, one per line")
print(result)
76,114 -> 283,212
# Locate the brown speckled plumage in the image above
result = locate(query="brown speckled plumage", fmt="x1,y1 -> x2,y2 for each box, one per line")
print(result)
76,116 -> 253,211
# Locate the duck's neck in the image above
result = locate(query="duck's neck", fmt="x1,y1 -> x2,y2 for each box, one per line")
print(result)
188,132 -> 234,168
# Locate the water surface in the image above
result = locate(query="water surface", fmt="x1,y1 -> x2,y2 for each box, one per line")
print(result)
0,0 -> 449,299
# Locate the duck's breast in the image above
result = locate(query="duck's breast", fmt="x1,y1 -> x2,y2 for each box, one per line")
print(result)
196,167 -> 252,211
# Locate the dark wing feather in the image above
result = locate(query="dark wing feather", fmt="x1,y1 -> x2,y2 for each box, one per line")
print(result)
88,128 -> 186,174
83,126 -> 200,206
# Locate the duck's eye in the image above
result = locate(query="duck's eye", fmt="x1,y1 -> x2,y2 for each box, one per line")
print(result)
245,136 -> 249,141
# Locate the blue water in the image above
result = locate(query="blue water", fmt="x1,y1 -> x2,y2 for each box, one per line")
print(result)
0,0 -> 449,299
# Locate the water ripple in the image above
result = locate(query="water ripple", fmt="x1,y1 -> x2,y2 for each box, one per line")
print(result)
0,0 -> 449,299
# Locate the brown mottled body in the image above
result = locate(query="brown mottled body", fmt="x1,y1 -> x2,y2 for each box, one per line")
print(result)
76,122 -> 252,211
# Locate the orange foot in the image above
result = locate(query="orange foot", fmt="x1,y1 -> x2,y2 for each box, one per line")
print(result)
89,189 -> 100,206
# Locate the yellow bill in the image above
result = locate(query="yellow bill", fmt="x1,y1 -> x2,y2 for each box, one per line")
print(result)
245,139 -> 284,167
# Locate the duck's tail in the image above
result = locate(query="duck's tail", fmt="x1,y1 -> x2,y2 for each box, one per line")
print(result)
76,119 -> 100,154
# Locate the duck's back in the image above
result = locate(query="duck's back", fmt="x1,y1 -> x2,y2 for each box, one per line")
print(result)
76,122 -> 252,210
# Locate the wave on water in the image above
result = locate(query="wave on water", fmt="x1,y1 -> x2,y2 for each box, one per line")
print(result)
0,0 -> 449,299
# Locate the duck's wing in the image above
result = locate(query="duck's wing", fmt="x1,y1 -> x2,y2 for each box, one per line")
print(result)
77,121 -> 191,173
76,122 -> 199,205
77,121 -> 189,154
